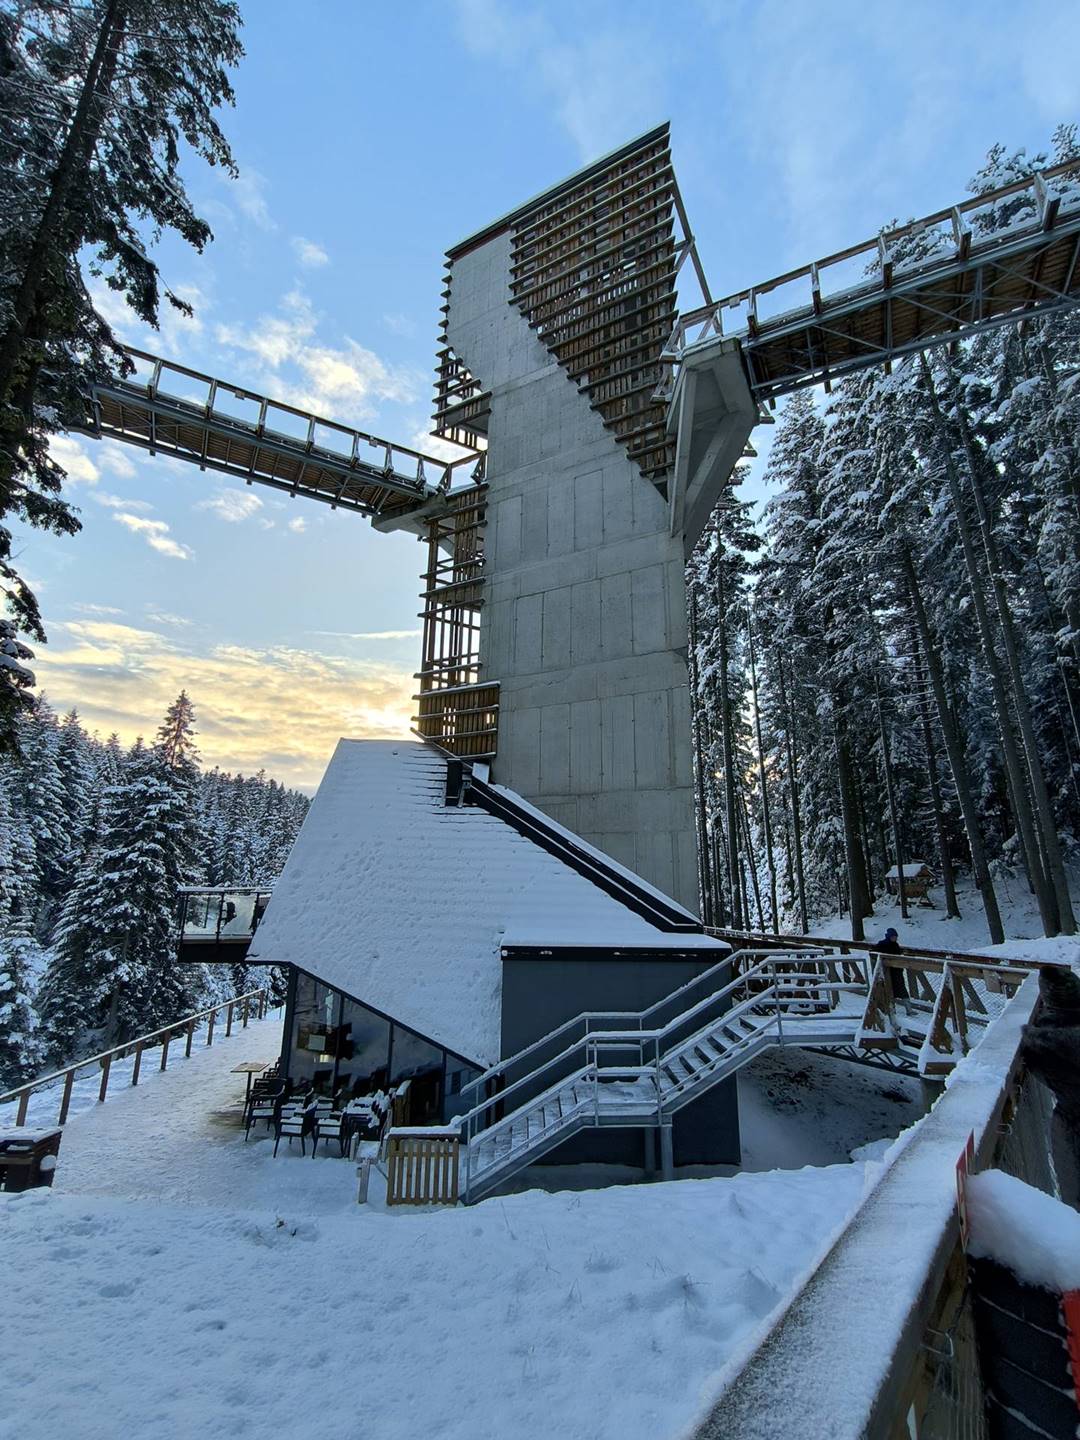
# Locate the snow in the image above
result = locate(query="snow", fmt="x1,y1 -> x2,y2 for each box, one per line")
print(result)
809,876 -> 1080,969
967,1169 -> 1080,1293
694,977 -> 1042,1439
884,861 -> 931,879
251,741 -> 726,1066
1,1010 -> 872,1440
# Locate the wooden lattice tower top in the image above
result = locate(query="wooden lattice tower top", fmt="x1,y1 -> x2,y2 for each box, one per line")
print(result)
434,124 -> 699,482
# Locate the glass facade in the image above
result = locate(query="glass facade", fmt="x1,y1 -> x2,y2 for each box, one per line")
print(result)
285,971 -> 481,1123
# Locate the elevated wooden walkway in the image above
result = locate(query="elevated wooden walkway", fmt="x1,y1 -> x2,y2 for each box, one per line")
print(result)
75,348 -> 462,523
666,159 -> 1080,404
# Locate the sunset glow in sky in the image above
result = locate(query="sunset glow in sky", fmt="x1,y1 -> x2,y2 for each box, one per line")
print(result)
15,0 -> 1079,788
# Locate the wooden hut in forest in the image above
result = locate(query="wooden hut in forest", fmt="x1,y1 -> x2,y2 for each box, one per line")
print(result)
885,862 -> 935,905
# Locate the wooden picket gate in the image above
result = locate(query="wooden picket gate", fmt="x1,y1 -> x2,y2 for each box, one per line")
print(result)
384,1129 -> 460,1206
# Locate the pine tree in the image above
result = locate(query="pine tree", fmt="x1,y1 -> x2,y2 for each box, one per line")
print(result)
0,0 -> 243,747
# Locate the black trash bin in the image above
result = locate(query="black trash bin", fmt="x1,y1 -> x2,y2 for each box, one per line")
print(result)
0,1129 -> 62,1191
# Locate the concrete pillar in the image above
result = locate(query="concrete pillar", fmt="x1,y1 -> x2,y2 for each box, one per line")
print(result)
643,1127 -> 657,1177
659,1123 -> 674,1182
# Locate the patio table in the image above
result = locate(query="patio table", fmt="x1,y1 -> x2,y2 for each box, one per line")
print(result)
231,1059 -> 272,1103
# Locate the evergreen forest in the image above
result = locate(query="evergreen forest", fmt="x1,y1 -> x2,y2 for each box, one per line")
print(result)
689,126 -> 1080,947
0,692 -> 308,1087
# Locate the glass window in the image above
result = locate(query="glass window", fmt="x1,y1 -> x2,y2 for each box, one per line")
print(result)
389,1025 -> 445,1126
335,995 -> 391,1098
289,973 -> 340,1091
444,1057 -> 483,1121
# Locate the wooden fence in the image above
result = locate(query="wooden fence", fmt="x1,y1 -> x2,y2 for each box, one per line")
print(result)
0,987 -> 273,1128
385,1128 -> 460,1206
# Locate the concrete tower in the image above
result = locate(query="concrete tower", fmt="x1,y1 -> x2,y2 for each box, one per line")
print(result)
414,125 -> 756,914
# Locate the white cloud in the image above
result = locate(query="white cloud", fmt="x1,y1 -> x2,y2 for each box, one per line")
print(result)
99,443 -> 137,480
291,236 -> 330,268
383,311 -> 417,338
49,434 -> 99,484
313,629 -> 422,641
287,516 -> 307,534
34,625 -> 415,788
145,610 -> 192,628
91,491 -> 153,512
197,487 -> 264,523
72,602 -> 125,617
229,166 -> 276,230
410,424 -> 478,467
113,512 -> 193,561
216,290 -> 422,419
456,0 -> 670,158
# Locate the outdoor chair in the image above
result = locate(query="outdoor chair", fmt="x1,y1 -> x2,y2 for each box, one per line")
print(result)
312,1110 -> 346,1158
273,1099 -> 318,1157
245,1082 -> 286,1141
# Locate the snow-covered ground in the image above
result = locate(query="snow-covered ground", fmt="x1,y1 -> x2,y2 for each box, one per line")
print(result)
809,874 -> 1080,970
2,1013 -> 884,1440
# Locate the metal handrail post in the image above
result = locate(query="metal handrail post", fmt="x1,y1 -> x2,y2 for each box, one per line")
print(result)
773,962 -> 785,1046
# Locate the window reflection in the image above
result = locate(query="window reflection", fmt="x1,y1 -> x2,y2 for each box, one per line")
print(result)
284,973 -> 483,1120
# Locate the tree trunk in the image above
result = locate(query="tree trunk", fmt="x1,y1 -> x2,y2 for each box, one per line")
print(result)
778,659 -> 809,934
834,710 -> 872,942
746,608 -> 778,927
739,788 -> 766,930
0,0 -> 128,418
919,353 -> 1057,935
716,555 -> 742,928
902,546 -> 1004,943
953,402 -> 1076,934
910,622 -> 961,919
874,678 -> 909,919
686,583 -> 716,925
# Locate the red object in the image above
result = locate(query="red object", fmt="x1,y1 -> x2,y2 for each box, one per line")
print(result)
1063,1291 -> 1080,1401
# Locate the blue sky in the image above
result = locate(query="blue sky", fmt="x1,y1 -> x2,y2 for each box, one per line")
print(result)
19,0 -> 1080,787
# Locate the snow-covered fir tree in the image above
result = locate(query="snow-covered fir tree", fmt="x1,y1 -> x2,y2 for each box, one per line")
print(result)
1,693 -> 308,1072
689,126 -> 1080,945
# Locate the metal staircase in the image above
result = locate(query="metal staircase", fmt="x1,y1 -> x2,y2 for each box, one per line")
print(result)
454,949 -> 865,1204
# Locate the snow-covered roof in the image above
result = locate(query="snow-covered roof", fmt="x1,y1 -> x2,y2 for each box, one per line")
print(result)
885,861 -> 933,878
250,741 -> 725,1066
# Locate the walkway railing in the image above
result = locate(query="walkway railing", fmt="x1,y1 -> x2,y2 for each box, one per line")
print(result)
0,987 -> 274,1129
691,975 -> 1046,1440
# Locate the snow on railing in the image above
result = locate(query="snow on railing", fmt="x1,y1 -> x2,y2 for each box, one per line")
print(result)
0,987 -> 275,1130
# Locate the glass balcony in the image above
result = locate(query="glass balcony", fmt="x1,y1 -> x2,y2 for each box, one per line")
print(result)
177,886 -> 273,947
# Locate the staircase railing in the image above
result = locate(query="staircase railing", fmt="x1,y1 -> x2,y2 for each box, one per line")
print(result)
456,952 -> 862,1200
0,986 -> 275,1129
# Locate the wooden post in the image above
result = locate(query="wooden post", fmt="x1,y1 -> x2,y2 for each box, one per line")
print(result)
98,1054 -> 112,1103
185,1021 -> 195,1058
241,998 -> 250,1029
58,1069 -> 75,1125
207,1008 -> 216,1046
226,1003 -> 234,1037
131,1044 -> 144,1087
16,1089 -> 30,1126
160,1033 -> 170,1071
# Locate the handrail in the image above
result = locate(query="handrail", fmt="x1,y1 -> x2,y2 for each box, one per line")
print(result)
457,945 -> 809,1104
110,347 -> 455,491
455,952 -> 781,1130
674,158 -> 1080,341
0,985 -> 274,1128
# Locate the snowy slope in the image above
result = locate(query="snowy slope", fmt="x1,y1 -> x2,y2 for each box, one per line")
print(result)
1,1012 -> 871,1440
809,876 -> 1080,968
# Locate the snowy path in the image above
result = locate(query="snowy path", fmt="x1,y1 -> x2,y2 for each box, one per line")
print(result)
2,1010 -> 875,1440
46,1014 -> 361,1214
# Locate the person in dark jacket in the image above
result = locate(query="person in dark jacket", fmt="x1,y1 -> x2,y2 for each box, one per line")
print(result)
875,927 -> 909,1003
1020,965 -> 1080,1209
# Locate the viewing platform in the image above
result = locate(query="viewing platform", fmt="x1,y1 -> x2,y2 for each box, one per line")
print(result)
177,886 -> 273,964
